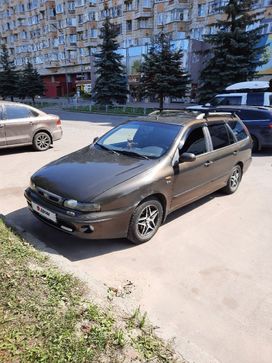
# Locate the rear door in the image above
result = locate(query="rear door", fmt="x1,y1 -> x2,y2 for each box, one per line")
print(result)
0,105 -> 6,146
205,122 -> 238,189
3,104 -> 36,145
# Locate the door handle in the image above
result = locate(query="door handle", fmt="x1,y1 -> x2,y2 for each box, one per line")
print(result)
233,150 -> 238,155
29,121 -> 33,125
204,160 -> 214,167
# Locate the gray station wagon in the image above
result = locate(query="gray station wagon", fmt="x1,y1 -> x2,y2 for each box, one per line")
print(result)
25,111 -> 252,244
0,101 -> 62,151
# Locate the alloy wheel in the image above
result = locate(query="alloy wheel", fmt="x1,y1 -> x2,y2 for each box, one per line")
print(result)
230,167 -> 241,191
35,133 -> 50,150
137,205 -> 159,237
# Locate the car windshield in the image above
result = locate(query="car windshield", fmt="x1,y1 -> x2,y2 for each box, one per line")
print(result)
96,121 -> 182,159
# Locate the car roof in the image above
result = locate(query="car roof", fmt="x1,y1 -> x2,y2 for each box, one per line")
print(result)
206,105 -> 272,113
0,100 -> 45,114
135,111 -> 238,127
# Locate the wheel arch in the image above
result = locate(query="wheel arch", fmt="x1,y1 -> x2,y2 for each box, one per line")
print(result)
137,193 -> 168,223
33,129 -> 53,144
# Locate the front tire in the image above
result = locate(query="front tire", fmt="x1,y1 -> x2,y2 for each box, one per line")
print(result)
127,198 -> 163,244
33,132 -> 51,151
223,165 -> 242,195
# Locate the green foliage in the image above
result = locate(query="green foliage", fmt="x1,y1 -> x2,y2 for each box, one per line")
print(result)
0,44 -> 17,101
0,219 -> 180,363
93,17 -> 128,105
18,61 -> 45,102
199,0 -> 267,102
131,59 -> 141,74
140,32 -> 190,111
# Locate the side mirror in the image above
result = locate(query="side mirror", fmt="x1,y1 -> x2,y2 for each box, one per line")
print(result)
179,152 -> 196,163
93,136 -> 99,144
205,103 -> 211,107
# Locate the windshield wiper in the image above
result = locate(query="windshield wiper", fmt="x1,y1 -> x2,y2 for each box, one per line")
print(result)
117,149 -> 149,160
96,143 -> 119,155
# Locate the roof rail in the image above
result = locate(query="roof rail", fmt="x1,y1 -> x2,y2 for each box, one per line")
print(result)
196,111 -> 235,120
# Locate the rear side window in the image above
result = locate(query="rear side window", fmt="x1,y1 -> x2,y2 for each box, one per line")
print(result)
246,93 -> 264,106
228,120 -> 248,141
5,105 -> 31,119
208,123 -> 232,150
238,110 -> 269,121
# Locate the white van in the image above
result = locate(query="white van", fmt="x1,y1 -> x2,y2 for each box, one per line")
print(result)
187,81 -> 272,110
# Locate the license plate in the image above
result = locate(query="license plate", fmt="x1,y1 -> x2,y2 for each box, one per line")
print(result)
32,202 -> 57,223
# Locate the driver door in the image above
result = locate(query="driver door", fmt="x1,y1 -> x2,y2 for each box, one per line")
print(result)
171,125 -> 214,211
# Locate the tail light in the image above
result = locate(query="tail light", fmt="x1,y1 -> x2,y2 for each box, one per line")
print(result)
56,119 -> 61,126
268,123 -> 272,129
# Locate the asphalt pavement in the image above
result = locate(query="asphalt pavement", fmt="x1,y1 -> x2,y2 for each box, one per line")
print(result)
1,110 -> 272,363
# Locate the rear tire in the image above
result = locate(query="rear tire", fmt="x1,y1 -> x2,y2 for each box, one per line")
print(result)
33,132 -> 51,151
223,165 -> 242,195
127,198 -> 163,244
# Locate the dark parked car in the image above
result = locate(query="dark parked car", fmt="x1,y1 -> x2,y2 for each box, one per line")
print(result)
25,112 -> 252,244
0,101 -> 62,151
188,105 -> 272,151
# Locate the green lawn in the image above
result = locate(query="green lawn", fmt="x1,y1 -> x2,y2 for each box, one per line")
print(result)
0,219 -> 181,363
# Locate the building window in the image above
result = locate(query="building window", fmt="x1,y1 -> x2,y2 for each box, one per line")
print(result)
56,4 -> 64,14
126,20 -> 132,32
198,4 -> 206,17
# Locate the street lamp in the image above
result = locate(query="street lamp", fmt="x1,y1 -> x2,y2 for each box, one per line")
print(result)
51,23 -> 69,100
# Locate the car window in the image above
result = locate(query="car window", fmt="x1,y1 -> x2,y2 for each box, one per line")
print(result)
228,120 -> 248,141
5,105 -> 31,119
246,93 -> 264,106
238,109 -> 269,121
215,96 -> 242,106
269,95 -> 272,106
29,109 -> 40,117
181,127 -> 207,156
208,123 -> 231,150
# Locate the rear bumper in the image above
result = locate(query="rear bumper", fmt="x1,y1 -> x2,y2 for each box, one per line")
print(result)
52,127 -> 63,142
24,188 -> 132,239
243,156 -> 252,173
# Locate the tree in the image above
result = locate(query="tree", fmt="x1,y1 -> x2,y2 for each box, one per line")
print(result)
0,44 -> 17,101
19,61 -> 45,103
140,32 -> 190,111
198,0 -> 266,102
93,16 -> 128,105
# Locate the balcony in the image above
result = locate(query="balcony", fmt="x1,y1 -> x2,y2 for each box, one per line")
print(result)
134,9 -> 152,19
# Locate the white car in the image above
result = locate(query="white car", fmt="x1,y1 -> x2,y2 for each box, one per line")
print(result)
187,81 -> 272,110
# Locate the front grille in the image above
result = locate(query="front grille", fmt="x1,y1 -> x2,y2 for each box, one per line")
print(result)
36,186 -> 64,206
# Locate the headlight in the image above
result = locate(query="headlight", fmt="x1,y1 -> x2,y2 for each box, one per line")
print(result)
63,199 -> 100,212
30,180 -> 36,190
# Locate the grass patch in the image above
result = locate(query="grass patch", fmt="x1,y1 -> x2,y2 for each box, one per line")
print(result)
0,219 -> 182,363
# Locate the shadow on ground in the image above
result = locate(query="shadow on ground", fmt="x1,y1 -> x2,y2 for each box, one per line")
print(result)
6,191 -> 221,262
252,147 -> 272,157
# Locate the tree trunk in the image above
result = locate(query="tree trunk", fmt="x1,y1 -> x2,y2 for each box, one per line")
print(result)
10,96 -> 14,102
32,96 -> 35,104
159,94 -> 164,112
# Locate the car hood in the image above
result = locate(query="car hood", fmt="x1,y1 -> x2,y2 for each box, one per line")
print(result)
32,145 -> 156,201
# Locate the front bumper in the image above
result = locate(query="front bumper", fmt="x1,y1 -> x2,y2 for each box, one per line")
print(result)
24,188 -> 132,239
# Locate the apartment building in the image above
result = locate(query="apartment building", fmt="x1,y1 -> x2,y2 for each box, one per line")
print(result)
0,0 -> 271,98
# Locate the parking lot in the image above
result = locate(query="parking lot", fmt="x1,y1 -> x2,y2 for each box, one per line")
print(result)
1,110 -> 272,363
